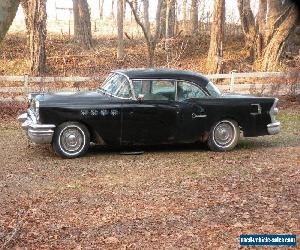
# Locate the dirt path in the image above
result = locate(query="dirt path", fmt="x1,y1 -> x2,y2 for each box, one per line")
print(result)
0,108 -> 299,249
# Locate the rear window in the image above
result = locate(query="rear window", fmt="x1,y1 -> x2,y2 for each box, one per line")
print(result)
206,81 -> 222,97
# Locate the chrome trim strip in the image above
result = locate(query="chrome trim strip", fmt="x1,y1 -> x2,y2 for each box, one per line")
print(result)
251,104 -> 262,115
269,98 -> 279,124
192,113 -> 207,119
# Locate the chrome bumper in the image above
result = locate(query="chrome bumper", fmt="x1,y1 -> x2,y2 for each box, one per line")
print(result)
267,121 -> 280,135
17,112 -> 56,144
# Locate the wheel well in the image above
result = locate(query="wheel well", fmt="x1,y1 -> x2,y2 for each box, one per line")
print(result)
56,121 -> 106,145
212,117 -> 242,130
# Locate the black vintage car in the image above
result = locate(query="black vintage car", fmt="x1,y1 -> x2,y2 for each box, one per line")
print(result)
18,69 -> 280,158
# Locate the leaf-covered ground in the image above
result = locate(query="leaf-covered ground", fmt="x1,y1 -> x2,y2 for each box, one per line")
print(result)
0,104 -> 299,249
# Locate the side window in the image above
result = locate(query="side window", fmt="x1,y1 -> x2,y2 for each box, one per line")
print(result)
132,80 -> 175,101
177,81 -> 206,101
115,81 -> 132,98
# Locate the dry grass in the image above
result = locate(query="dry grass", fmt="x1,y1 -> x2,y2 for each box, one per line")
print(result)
0,101 -> 299,248
3,33 -> 299,79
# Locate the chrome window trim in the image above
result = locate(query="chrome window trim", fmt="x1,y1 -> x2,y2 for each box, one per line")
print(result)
130,78 -> 208,101
101,71 -> 135,100
131,78 -> 177,101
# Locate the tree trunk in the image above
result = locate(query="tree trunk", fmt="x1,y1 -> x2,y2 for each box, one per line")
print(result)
28,0 -> 47,76
206,0 -> 225,74
160,0 -> 167,38
0,0 -> 19,43
73,0 -> 92,49
182,0 -> 188,34
256,0 -> 267,33
110,0 -> 115,20
237,0 -> 257,60
126,0 -> 164,67
190,0 -> 199,35
264,0 -> 282,45
143,0 -> 150,36
259,6 -> 298,71
255,0 -> 267,57
117,0 -> 125,59
99,0 -> 104,20
20,0 -> 30,32
166,0 -> 176,38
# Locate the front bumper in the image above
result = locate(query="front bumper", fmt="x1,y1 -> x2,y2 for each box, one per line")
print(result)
17,112 -> 56,144
267,121 -> 280,135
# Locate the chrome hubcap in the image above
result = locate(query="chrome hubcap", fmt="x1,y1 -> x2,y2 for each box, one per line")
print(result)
214,122 -> 235,147
60,127 -> 84,153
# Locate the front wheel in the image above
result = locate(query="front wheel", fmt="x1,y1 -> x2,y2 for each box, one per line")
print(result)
52,122 -> 90,158
207,119 -> 240,152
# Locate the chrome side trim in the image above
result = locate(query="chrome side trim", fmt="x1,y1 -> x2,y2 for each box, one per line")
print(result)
192,113 -> 207,119
250,104 -> 262,115
269,98 -> 279,124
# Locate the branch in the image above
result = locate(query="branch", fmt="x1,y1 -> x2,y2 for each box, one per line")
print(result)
126,0 -> 151,44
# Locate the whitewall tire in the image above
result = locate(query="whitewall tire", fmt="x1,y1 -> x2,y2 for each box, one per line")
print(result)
207,119 -> 240,152
52,122 -> 90,158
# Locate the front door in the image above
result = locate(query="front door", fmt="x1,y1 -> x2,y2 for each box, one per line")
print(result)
121,80 -> 179,145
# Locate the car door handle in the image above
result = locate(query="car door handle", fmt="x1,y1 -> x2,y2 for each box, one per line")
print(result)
192,113 -> 207,119
129,111 -> 134,116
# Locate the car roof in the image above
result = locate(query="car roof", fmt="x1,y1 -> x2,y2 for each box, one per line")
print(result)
114,68 -> 210,87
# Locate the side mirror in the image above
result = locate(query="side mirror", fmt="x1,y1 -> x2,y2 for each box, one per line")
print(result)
137,94 -> 145,102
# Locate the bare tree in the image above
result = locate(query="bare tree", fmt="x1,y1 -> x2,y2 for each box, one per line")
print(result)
182,0 -> 188,33
166,0 -> 176,38
259,5 -> 298,71
206,0 -> 225,74
28,0 -> 47,76
99,0 -> 105,20
127,0 -> 165,67
20,0 -> 30,32
73,0 -> 92,49
255,0 -> 267,56
237,0 -> 257,59
238,0 -> 298,71
160,0 -> 167,38
190,0 -> 199,35
117,0 -> 125,59
111,0 -> 115,20
143,0 -> 150,35
0,0 -> 19,43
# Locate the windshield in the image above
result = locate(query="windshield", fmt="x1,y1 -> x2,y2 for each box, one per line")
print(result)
99,73 -> 132,99
206,81 -> 222,97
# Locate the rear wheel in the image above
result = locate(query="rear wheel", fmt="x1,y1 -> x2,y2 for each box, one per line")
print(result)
52,122 -> 90,158
207,119 -> 240,152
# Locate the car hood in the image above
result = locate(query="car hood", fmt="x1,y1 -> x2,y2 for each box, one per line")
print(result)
35,91 -> 122,106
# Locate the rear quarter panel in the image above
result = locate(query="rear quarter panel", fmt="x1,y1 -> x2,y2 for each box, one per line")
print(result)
196,97 -> 274,136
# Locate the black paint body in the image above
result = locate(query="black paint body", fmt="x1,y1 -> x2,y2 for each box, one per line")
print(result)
36,69 -> 275,146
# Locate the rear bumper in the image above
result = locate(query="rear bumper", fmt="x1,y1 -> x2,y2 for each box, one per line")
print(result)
17,112 -> 56,144
267,122 -> 280,135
